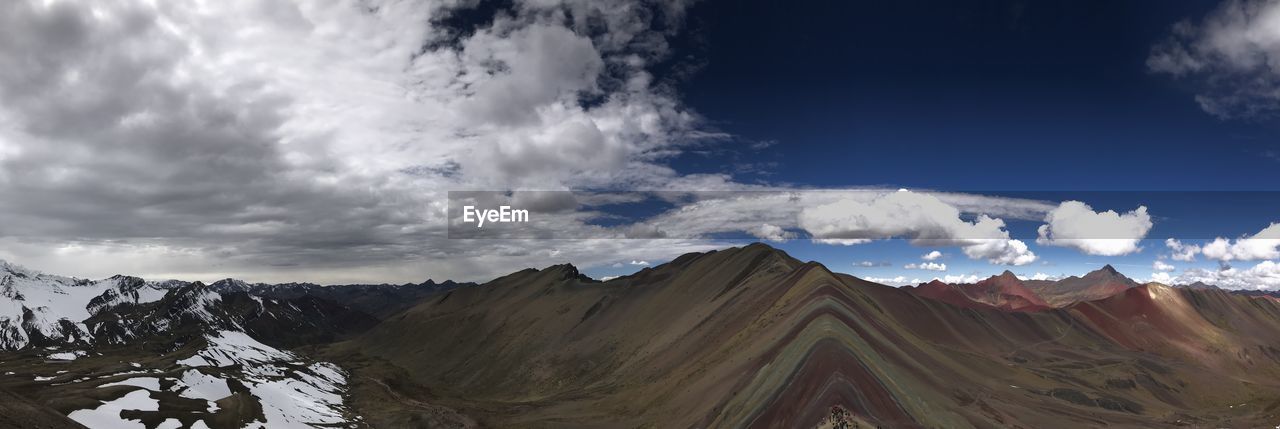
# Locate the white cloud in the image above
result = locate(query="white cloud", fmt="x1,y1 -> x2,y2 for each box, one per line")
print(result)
1019,272 -> 1062,281
812,238 -> 873,246
1150,272 -> 1177,284
937,274 -> 982,284
904,262 -> 947,271
922,250 -> 943,261
798,190 -> 1036,265
1165,260 -> 1280,290
1201,223 -> 1280,262
853,260 -> 889,267
1148,0 -> 1280,118
1153,260 -> 1176,272
1036,201 -> 1152,256
864,276 -> 912,286
1166,238 -> 1201,261
960,239 -> 1038,266
749,223 -> 793,242
629,260 -> 651,266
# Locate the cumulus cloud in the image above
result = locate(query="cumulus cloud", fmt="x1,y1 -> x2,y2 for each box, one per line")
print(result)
1166,238 -> 1201,261
749,223 -> 793,242
1153,260 -> 1177,272
1201,223 -> 1280,261
921,250 -> 943,261
1036,201 -> 1152,256
629,260 -> 651,266
797,190 -> 1036,265
904,262 -> 947,271
1150,271 -> 1177,285
1148,0 -> 1280,118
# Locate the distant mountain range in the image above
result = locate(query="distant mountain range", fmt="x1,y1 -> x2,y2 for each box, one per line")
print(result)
5,245 -> 1280,428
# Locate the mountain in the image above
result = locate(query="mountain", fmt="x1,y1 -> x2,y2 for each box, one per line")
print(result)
207,279 -> 469,319
908,271 -> 1051,312
0,259 -> 414,428
0,262 -> 170,349
1027,265 -> 1140,307
247,281 -> 468,319
10,247 -> 1280,428
1177,281 -> 1221,290
329,244 -> 1280,428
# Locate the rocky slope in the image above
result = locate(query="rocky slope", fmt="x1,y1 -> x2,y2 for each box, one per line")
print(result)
1027,265 -> 1140,307
908,271 -> 1051,312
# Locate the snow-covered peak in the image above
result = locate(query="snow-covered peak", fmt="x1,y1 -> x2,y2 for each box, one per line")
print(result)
0,259 -> 32,276
0,259 -> 76,284
209,278 -> 259,293
0,261 -> 170,350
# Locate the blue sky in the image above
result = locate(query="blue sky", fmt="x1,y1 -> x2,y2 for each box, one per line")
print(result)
582,0 -> 1280,288
665,0 -> 1278,191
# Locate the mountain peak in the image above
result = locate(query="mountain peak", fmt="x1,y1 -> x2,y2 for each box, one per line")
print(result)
0,259 -> 37,277
1081,264 -> 1130,281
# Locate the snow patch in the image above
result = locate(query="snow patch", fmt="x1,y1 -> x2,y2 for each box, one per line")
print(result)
47,350 -> 87,361
177,330 -> 291,368
100,377 -> 162,391
67,390 -> 158,429
177,369 -> 232,402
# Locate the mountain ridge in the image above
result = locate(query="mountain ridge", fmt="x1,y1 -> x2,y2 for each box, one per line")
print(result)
330,243 -> 1280,428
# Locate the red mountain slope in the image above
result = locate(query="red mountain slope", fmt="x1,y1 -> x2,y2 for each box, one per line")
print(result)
908,271 -> 1051,312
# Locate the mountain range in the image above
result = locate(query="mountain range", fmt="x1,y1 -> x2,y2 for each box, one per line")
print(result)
4,244 -> 1280,428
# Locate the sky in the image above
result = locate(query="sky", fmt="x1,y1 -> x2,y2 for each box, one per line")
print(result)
0,0 -> 1278,289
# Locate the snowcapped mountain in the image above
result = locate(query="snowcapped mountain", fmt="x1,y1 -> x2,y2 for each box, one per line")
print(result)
0,258 -> 389,428
0,261 -> 170,350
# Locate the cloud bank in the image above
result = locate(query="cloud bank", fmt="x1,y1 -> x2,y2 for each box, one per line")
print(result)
797,190 -> 1037,265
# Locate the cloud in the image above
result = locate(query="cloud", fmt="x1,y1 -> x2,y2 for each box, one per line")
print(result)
1150,272 -> 1177,284
1019,272 -> 1062,281
0,0 -> 722,283
937,274 -> 982,284
921,250 -> 943,261
1036,201 -> 1152,256
1164,260 -> 1280,290
1153,260 -> 1177,272
1166,238 -> 1201,261
853,260 -> 890,267
812,238 -> 873,246
629,260 -> 651,266
864,276 -> 913,286
749,223 -> 793,242
797,190 -> 1036,265
1148,0 -> 1280,118
1201,223 -> 1280,261
904,262 -> 947,271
